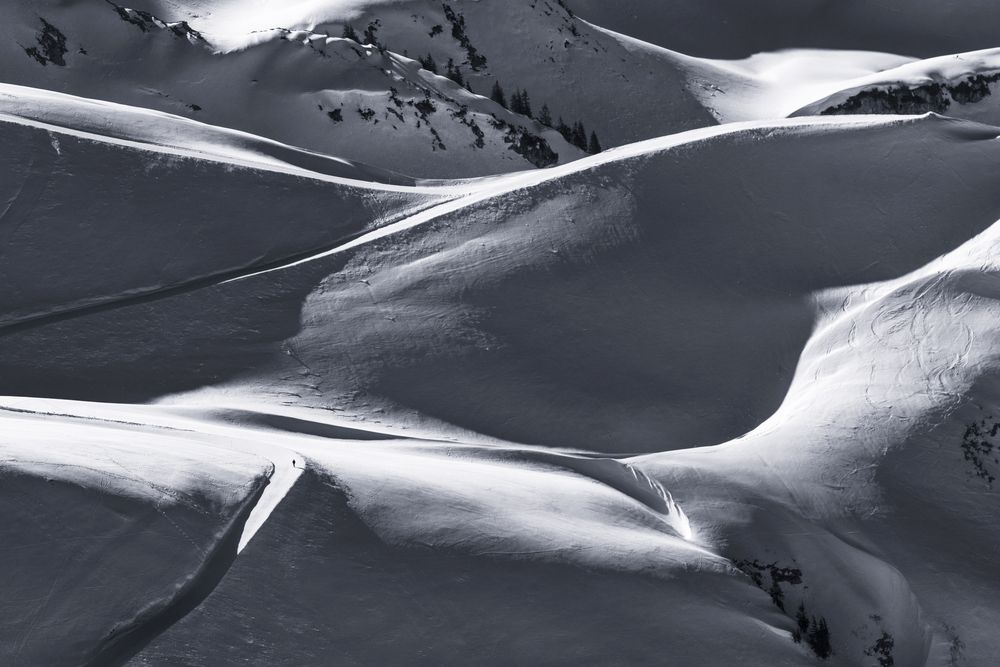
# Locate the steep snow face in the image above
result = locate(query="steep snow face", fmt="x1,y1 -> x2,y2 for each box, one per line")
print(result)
567,0 -> 1000,59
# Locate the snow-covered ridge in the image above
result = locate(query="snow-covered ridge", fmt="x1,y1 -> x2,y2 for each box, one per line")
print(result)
106,0 -> 208,45
793,47 -> 1000,122
0,83 -> 418,186
0,87 -> 457,331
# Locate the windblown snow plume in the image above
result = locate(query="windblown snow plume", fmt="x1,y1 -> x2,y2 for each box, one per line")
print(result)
3,0 -> 1000,665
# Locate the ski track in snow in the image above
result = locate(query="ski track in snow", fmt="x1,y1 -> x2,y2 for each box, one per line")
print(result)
236,449 -> 303,554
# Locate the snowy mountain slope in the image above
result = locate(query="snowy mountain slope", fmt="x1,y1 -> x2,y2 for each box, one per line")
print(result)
19,0 -> 1000,182
6,3 -> 1000,661
591,29 -> 1000,129
15,0 -> 868,177
581,26 -> 916,126
0,397 -> 809,666
0,86 -> 458,329
0,0 -> 584,177
671,48 -> 918,123
299,0 -> 718,151
8,0 -> 1000,182
566,0 -> 1000,60
635,212 -> 1000,665
5,113 -> 1000,454
5,187 -> 1000,663
184,114 -> 1000,453
76,0 -> 719,149
0,82 -> 417,184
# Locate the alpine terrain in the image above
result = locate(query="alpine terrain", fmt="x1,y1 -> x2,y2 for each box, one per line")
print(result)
2,1 -> 1000,665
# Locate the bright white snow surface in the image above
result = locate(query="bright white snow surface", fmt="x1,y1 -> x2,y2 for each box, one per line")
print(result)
5,2 -> 1000,666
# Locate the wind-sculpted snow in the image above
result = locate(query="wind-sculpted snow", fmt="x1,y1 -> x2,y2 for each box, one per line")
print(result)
5,114 -> 1000,439
7,7 -> 1000,662
131,466 -> 799,666
0,398 -> 784,665
240,115 -> 1000,453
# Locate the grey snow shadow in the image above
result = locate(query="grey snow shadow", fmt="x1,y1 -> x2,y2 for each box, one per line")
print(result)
0,256 -> 343,402
85,477 -> 270,667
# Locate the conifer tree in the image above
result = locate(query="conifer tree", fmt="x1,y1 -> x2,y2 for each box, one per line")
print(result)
491,81 -> 507,108
556,117 -> 572,141
572,121 -> 587,150
363,22 -> 379,47
794,603 -> 809,642
808,618 -> 832,659
419,53 -> 438,73
539,104 -> 553,126
588,130 -> 602,154
342,24 -> 359,41
445,58 -> 464,85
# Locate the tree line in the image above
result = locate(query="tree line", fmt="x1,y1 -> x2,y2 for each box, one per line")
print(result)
491,80 -> 601,154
